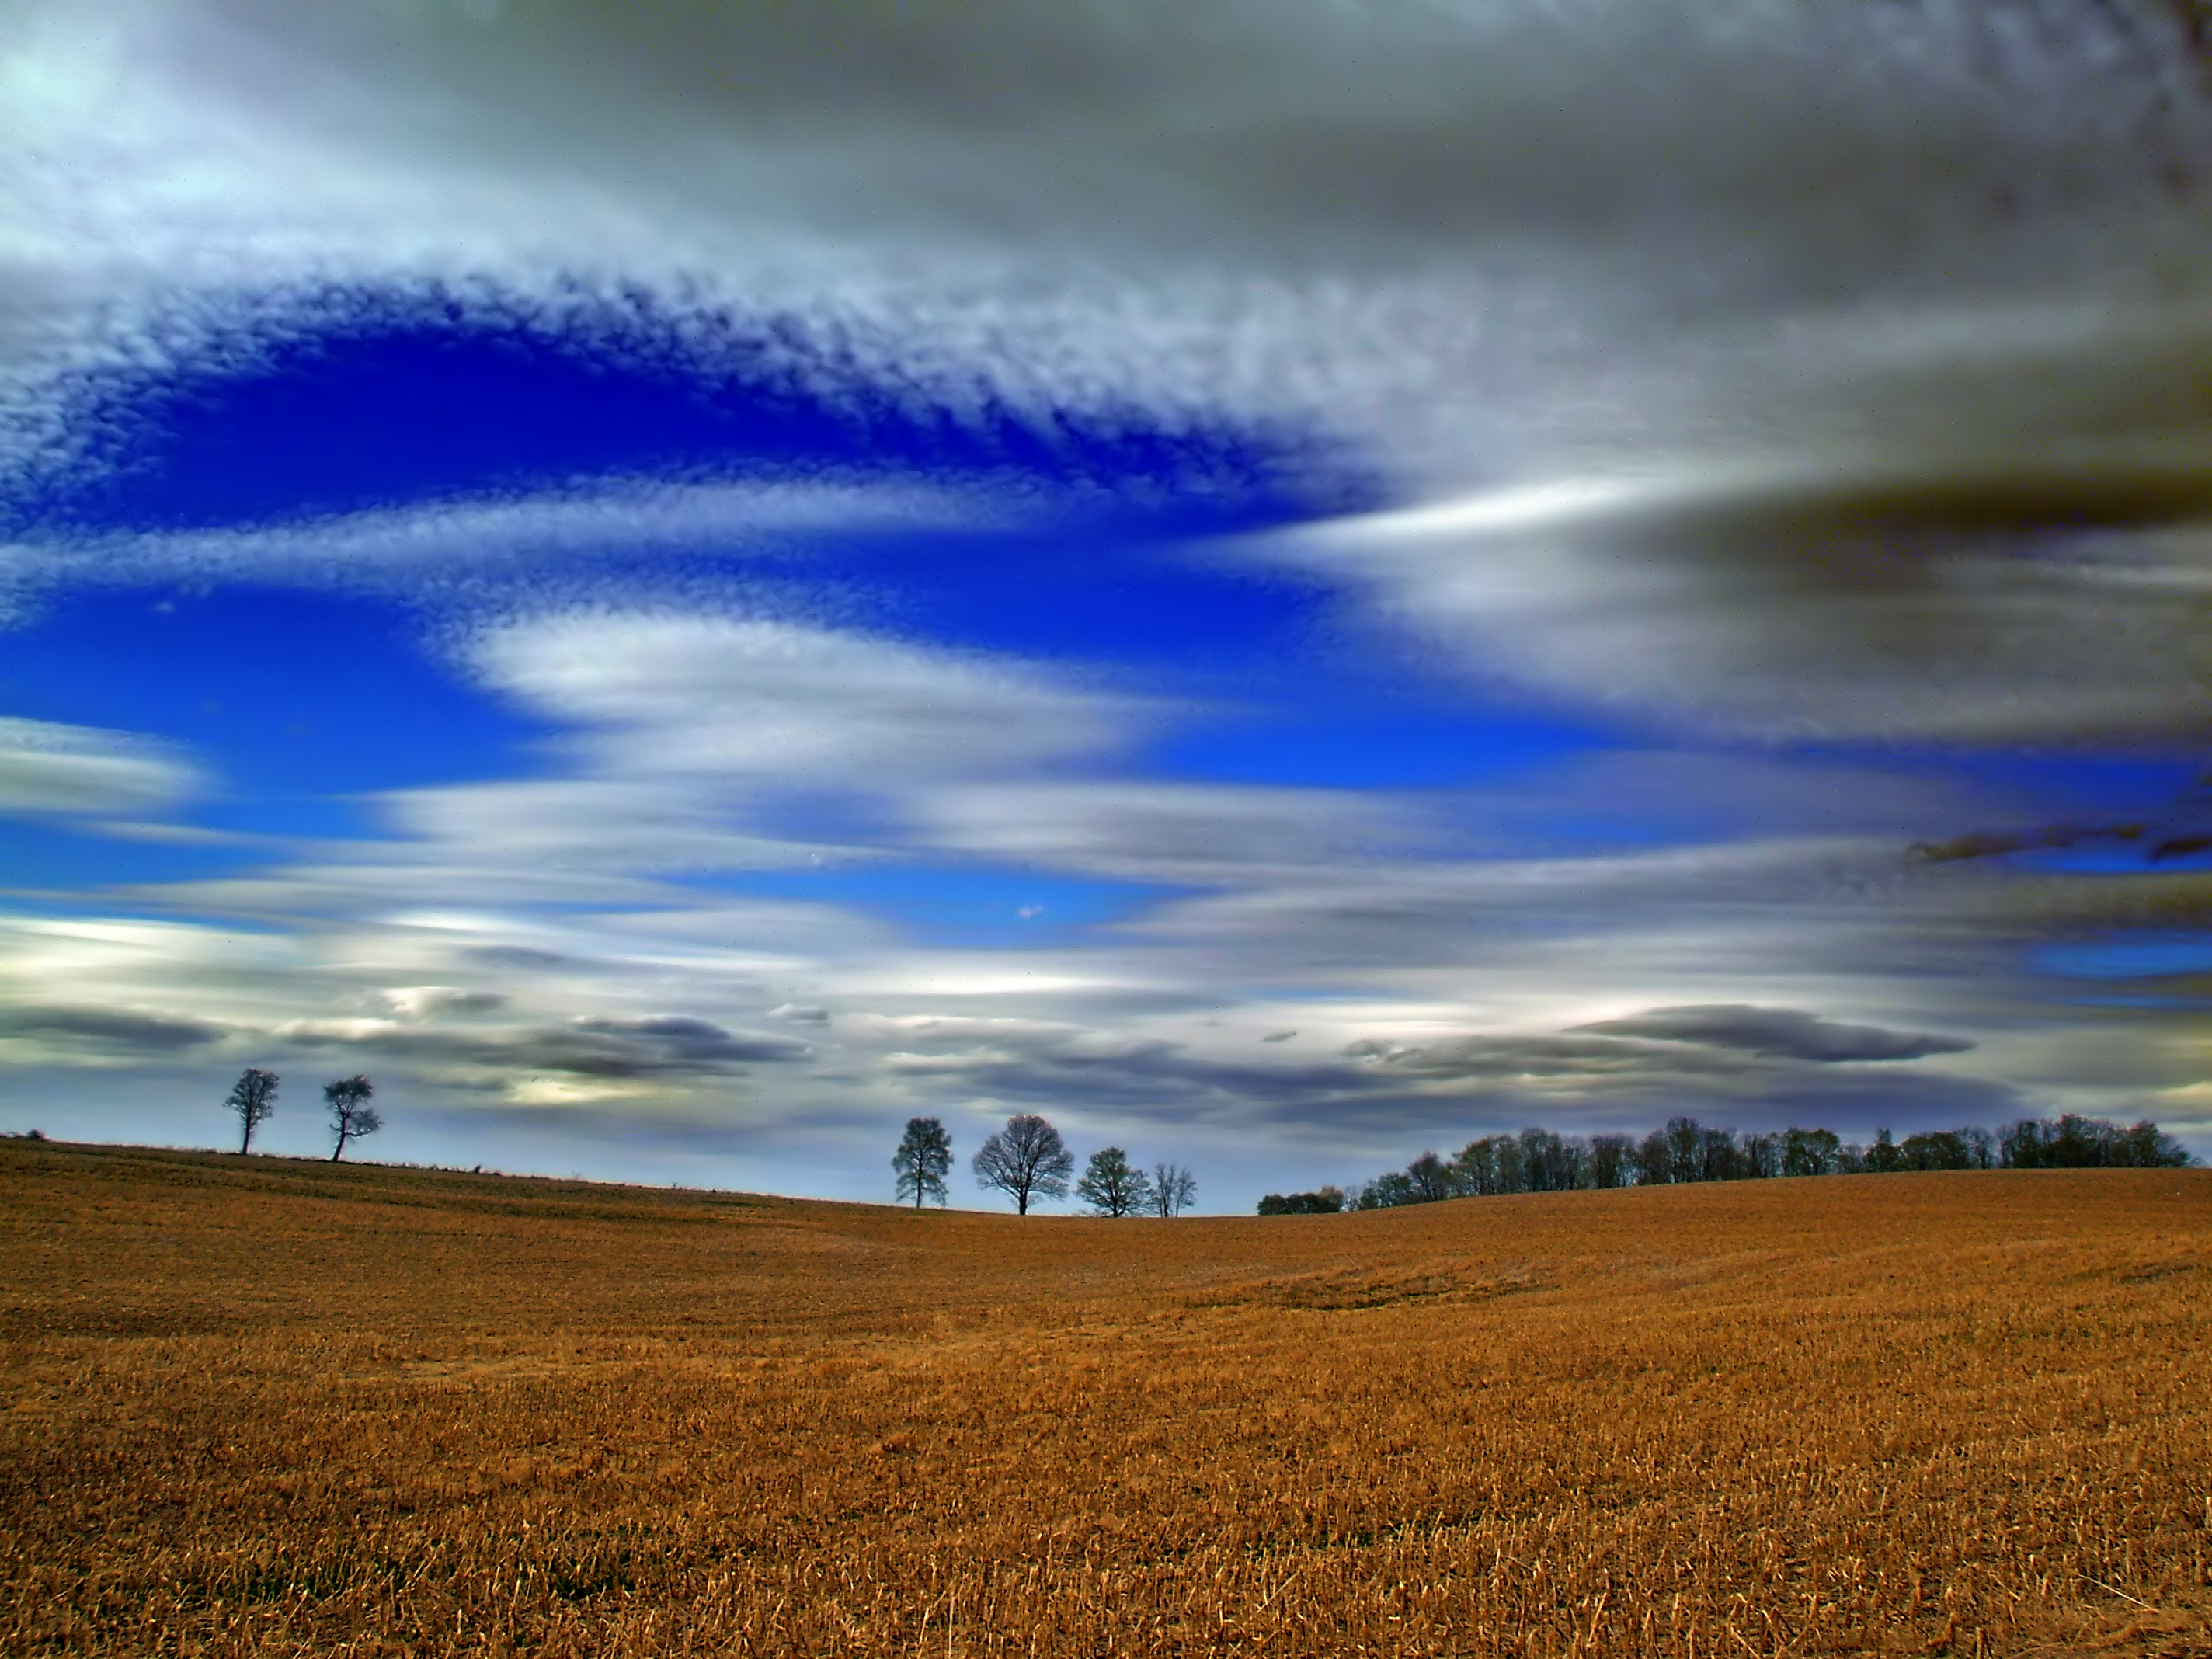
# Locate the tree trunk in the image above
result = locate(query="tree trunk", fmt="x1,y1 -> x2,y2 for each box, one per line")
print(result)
332,1129 -> 347,1163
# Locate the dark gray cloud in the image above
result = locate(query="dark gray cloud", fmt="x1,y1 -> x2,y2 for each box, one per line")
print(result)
466,946 -> 580,972
382,986 -> 509,1018
1342,1032 -> 1754,1080
567,1015 -> 812,1065
197,0 -> 2212,298
1119,833 -> 1935,978
1330,1023 -> 2019,1136
878,1017 -> 2010,1141
0,1003 -> 224,1052
882,1019 -> 1449,1123
283,1014 -> 811,1080
1290,457 -> 2212,746
1571,1004 -> 1974,1063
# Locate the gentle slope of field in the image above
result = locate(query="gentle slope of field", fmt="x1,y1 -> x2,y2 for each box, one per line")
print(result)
2,1141 -> 2207,1656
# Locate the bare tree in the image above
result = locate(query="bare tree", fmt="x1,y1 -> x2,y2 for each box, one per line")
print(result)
892,1115 -> 953,1208
1149,1160 -> 1197,1217
1782,1126 -> 1841,1177
1588,1133 -> 1634,1188
1076,1146 -> 1153,1216
1740,1131 -> 1782,1180
226,1068 -> 279,1154
323,1076 -> 380,1162
972,1114 -> 1073,1215
1406,1149 -> 1461,1202
1666,1116 -> 1707,1184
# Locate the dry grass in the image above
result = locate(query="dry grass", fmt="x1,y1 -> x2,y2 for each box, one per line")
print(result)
2,1142 -> 2207,1657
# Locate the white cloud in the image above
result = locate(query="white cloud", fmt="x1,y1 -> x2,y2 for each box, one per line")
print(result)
3,479 -> 1003,616
379,986 -> 508,1020
11,0 -> 2212,495
471,611 -> 1139,783
912,780 -> 1433,883
1264,453 -> 2212,743
376,778 -> 865,876
10,0 -> 2212,769
0,717 -> 201,816
0,594 -> 2062,1155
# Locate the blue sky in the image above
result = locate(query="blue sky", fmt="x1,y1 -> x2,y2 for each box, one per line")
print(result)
5,0 -> 2212,1203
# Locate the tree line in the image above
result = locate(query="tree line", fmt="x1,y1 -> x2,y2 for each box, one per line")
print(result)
893,1113 -> 1197,1216
224,1068 -> 381,1161
1257,1111 -> 2193,1213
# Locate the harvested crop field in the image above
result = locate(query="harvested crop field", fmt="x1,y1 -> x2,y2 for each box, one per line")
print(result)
2,1142 -> 2207,1657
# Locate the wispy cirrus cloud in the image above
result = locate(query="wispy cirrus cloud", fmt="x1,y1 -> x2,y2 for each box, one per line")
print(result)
470,611 -> 1141,784
0,717 -> 200,818
9,0 -> 2210,490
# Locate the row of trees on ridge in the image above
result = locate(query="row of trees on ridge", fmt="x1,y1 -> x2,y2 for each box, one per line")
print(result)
893,1114 -> 1197,1216
1303,1111 -> 2193,1212
224,1068 -> 381,1162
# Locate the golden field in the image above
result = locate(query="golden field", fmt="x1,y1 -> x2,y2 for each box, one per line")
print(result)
1,1142 -> 2207,1657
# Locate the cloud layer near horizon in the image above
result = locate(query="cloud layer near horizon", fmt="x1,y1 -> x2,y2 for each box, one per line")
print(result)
5,0 -> 2212,1199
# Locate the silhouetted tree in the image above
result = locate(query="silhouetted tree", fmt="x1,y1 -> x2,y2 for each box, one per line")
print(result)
1150,1161 -> 1198,1217
1739,1132 -> 1781,1180
1453,1132 -> 1530,1195
1963,1125 -> 1998,1169
1588,1133 -> 1633,1188
1782,1126 -> 1841,1177
1866,1127 -> 1904,1174
2110,1118 -> 2191,1167
1257,1187 -> 1343,1215
1452,1136 -> 1508,1195
1900,1129 -> 1971,1171
1697,1122 -> 1739,1182
324,1076 -> 379,1163
972,1114 -> 1073,1215
1494,1133 -> 1527,1193
1354,1170 -> 1419,1209
892,1115 -> 954,1208
2002,1113 -> 2190,1168
227,1068 -> 279,1154
1350,1110 -> 2189,1203
1664,1116 -> 1707,1184
1406,1149 -> 1461,1203
1520,1128 -> 1584,1192
1076,1146 -> 1152,1216
2001,1116 -> 2051,1167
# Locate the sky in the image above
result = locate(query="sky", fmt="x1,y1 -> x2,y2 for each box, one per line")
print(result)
6,0 -> 2212,1207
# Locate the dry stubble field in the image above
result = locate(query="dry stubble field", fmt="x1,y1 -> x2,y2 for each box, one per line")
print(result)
2,1143 -> 2208,1657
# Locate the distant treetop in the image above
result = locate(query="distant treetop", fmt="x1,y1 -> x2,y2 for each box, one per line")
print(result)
1313,1112 -> 2191,1214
